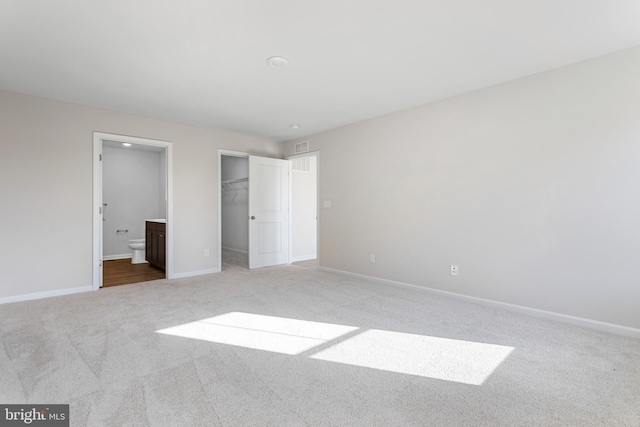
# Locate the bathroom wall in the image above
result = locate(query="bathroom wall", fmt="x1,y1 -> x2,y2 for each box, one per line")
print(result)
159,148 -> 167,216
102,145 -> 165,258
221,156 -> 248,252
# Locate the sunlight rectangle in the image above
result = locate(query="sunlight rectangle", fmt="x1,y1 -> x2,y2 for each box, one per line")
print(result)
309,329 -> 513,385
156,312 -> 513,385
156,312 -> 358,355
199,312 -> 358,341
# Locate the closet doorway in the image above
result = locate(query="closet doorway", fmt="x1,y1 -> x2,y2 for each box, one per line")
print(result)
220,153 -> 250,270
218,150 -> 291,271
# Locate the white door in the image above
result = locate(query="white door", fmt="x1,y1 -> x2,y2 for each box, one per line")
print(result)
248,155 -> 291,269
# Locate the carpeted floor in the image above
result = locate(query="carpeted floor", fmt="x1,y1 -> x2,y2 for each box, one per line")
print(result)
221,248 -> 317,271
292,258 -> 318,269
221,248 -> 249,271
0,264 -> 639,426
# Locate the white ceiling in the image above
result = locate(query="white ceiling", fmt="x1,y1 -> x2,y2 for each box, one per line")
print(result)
2,1 -> 640,142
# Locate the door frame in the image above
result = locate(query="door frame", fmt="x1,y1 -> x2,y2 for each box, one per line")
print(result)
286,151 -> 320,268
218,149 -> 249,271
92,132 -> 174,290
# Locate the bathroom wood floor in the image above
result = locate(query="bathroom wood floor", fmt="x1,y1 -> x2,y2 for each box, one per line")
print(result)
102,259 -> 165,287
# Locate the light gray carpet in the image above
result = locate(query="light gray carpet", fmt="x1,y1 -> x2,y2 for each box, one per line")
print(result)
221,248 -> 316,271
221,248 -> 249,271
1,264 -> 639,426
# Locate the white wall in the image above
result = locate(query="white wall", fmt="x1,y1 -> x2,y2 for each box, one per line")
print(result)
283,46 -> 640,330
0,89 -> 280,301
221,156 -> 248,252
102,146 -> 164,258
291,155 -> 317,261
159,149 -> 167,216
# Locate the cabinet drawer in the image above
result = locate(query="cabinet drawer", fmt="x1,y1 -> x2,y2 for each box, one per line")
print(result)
145,221 -> 165,232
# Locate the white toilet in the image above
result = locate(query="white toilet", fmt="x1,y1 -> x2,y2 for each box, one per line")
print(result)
128,239 -> 147,264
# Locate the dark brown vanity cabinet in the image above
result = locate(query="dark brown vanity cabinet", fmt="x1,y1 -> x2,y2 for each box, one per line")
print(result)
145,221 -> 166,270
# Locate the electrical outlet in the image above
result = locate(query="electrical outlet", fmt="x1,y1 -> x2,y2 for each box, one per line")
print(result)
369,253 -> 376,263
451,264 -> 459,276
204,249 -> 210,257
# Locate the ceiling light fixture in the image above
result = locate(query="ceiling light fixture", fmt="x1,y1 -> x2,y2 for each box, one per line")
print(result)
267,56 -> 289,68
290,124 -> 300,130
122,143 -> 131,147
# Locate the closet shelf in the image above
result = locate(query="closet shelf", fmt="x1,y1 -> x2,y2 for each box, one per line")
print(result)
221,177 -> 248,186
222,177 -> 248,201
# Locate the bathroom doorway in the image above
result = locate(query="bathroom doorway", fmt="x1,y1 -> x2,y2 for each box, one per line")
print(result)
92,132 -> 173,290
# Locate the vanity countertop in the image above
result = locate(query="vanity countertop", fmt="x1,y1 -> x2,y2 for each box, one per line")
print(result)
146,219 -> 166,223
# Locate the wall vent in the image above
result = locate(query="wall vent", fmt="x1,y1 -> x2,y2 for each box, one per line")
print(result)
294,140 -> 309,154
292,157 -> 311,172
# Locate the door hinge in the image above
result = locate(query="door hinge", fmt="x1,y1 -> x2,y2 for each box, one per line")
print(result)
99,206 -> 102,214
99,154 -> 102,161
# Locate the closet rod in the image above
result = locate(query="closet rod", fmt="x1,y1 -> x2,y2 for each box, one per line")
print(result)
221,177 -> 248,185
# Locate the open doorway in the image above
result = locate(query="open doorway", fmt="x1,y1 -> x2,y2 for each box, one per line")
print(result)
220,153 -> 249,270
217,150 -> 292,271
289,152 -> 319,269
93,132 -> 173,290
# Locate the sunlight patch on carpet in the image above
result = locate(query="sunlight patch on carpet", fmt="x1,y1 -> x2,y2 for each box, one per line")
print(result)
156,312 -> 513,384
309,329 -> 513,385
156,312 -> 357,355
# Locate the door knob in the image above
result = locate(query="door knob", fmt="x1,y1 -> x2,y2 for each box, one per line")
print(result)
250,216 -> 255,220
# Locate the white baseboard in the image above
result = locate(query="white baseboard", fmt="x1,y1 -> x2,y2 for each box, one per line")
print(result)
222,247 -> 248,254
291,255 -> 317,262
0,265 -> 220,304
0,286 -> 94,305
172,268 -> 220,279
103,254 -> 133,261
319,267 -> 640,339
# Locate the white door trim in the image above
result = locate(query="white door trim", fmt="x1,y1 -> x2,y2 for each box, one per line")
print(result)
92,132 -> 174,290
